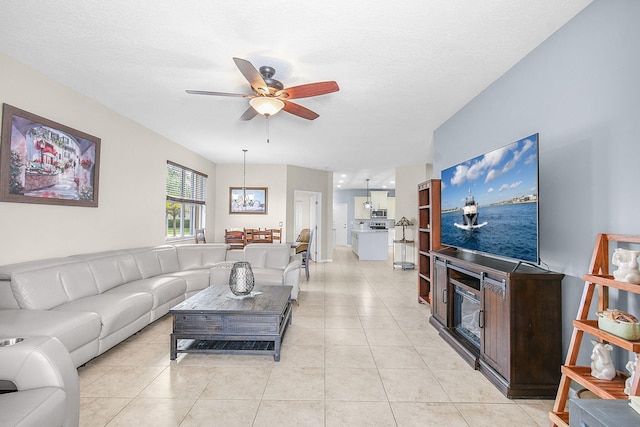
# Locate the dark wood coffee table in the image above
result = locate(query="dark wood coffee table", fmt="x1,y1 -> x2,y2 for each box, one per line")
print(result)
169,285 -> 293,361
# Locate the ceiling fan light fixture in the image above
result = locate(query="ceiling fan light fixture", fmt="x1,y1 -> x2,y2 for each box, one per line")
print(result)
249,97 -> 285,116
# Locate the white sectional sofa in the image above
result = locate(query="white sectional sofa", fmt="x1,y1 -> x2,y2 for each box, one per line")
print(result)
0,243 -> 301,368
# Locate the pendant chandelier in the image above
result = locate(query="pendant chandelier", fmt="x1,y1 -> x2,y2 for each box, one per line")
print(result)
241,149 -> 248,210
363,178 -> 373,209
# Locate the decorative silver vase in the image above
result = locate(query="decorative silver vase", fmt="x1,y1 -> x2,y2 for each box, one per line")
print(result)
229,261 -> 255,295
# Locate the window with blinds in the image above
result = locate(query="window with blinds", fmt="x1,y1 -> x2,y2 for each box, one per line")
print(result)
166,161 -> 207,204
166,161 -> 207,240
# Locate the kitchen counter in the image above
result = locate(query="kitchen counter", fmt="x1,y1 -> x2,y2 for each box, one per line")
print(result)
351,229 -> 388,260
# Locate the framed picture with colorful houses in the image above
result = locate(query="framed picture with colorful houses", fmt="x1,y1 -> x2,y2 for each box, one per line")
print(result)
0,104 -> 100,207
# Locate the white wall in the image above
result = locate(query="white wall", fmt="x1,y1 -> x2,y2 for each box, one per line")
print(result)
0,52 -> 216,265
433,0 -> 640,364
394,164 -> 432,240
395,164 -> 432,262
286,165 -> 333,261
213,163 -> 287,242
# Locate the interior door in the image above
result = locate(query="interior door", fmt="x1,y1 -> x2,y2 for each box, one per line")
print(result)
294,200 -> 303,237
333,203 -> 348,246
309,193 -> 320,262
294,190 -> 322,263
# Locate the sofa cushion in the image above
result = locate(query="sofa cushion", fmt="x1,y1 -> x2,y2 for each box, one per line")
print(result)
10,271 -> 67,310
209,263 -> 287,287
0,257 -> 74,281
105,276 -> 186,310
0,310 -> 101,355
86,254 -> 142,293
0,256 -> 100,309
243,243 -> 292,270
127,246 -> 180,278
264,244 -> 292,269
225,250 -> 244,262
175,244 -> 229,271
209,261 -> 236,286
0,280 -> 19,309
243,244 -> 268,268
11,262 -> 99,310
253,269 -> 285,286
53,292 -> 152,338
166,269 -> 210,296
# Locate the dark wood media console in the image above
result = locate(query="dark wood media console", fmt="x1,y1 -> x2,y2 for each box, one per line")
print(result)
430,247 -> 564,398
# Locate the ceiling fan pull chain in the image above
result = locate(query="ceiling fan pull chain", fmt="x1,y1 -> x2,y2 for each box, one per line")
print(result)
266,114 -> 270,143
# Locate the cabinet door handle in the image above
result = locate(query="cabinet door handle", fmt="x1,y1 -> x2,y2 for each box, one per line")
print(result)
442,288 -> 448,304
479,309 -> 484,329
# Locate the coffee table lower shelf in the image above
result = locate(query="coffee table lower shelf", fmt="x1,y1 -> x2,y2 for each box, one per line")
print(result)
171,328 -> 290,361
177,338 -> 276,354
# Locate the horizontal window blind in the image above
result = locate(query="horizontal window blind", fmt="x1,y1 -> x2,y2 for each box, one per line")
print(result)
166,161 -> 207,204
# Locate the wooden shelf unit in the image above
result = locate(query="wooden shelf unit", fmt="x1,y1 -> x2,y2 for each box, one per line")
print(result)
550,234 -> 640,427
417,179 -> 441,304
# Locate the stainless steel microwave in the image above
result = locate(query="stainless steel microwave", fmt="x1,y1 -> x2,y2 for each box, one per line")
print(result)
371,209 -> 387,218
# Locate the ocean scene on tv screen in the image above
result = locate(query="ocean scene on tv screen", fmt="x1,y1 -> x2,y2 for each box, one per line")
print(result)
440,134 -> 539,263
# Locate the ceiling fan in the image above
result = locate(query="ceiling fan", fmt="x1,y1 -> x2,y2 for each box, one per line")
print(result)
186,57 -> 339,121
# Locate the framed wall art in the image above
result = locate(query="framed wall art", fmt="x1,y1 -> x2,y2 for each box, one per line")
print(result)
229,187 -> 268,214
0,104 -> 101,207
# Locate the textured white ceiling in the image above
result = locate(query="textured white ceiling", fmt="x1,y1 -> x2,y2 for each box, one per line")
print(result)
0,0 -> 592,189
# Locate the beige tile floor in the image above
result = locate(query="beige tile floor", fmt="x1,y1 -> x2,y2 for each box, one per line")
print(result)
78,246 -> 554,426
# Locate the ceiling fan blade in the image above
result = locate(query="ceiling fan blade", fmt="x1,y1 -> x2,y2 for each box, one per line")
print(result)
233,57 -> 269,95
185,90 -> 251,98
239,106 -> 258,121
282,101 -> 319,120
277,81 -> 339,99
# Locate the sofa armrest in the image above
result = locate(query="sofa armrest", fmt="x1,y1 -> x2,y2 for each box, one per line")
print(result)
283,258 -> 302,285
0,336 -> 79,427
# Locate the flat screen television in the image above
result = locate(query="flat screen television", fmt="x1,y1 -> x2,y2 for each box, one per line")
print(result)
440,133 -> 539,264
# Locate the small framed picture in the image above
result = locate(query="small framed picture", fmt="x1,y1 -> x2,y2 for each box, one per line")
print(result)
229,187 -> 268,214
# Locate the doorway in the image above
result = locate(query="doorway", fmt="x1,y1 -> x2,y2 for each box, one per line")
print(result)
294,190 -> 322,262
333,203 -> 348,246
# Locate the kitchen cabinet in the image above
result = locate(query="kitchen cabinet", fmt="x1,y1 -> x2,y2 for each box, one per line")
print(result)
351,231 -> 359,254
351,230 -> 388,260
371,191 -> 388,209
353,197 -> 370,219
387,197 -> 396,219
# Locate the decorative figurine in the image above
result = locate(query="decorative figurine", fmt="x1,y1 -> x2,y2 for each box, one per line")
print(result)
590,340 -> 616,380
625,353 -> 638,395
612,248 -> 640,284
